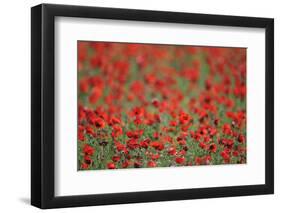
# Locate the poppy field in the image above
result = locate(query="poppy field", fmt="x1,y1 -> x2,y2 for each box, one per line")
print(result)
78,41 -> 246,170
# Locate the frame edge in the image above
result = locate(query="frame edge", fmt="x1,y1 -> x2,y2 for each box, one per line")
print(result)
31,4 -> 43,208
265,18 -> 274,194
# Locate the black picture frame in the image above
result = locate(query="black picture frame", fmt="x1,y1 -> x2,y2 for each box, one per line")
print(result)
31,3 -> 274,209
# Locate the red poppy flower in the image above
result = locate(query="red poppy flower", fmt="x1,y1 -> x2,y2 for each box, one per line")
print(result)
93,117 -> 105,128
107,162 -> 116,169
150,141 -> 164,151
167,147 -> 177,156
232,150 -> 239,157
109,116 -> 121,125
195,157 -> 202,165
126,130 -> 143,139
122,160 -> 130,168
178,150 -> 186,155
111,125 -> 123,137
222,123 -> 232,136
153,132 -> 159,139
179,112 -> 191,125
126,139 -> 139,150
80,163 -> 89,169
115,142 -> 126,152
178,139 -> 186,146
209,127 -> 217,137
78,133 -> 85,141
85,125 -> 95,137
83,144 -> 94,156
151,154 -> 160,160
204,155 -> 212,164
140,140 -> 149,149
220,150 -> 230,161
79,79 -> 89,93
209,143 -> 217,153
169,120 -> 177,127
214,118 -> 219,126
147,161 -> 157,167
88,88 -> 102,104
152,99 -> 160,108
112,155 -> 121,162
203,136 -> 211,143
238,134 -> 245,143
199,142 -> 207,150
175,156 -> 185,164
134,117 -> 142,125
131,107 -> 144,117
134,161 -> 142,168
84,155 -> 92,164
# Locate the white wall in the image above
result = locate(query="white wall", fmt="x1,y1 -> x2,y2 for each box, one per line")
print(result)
0,0 -> 279,212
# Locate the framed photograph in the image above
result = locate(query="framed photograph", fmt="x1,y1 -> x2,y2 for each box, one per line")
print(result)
31,3 -> 274,209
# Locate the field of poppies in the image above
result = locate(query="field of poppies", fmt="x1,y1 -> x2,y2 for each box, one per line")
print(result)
77,41 -> 246,170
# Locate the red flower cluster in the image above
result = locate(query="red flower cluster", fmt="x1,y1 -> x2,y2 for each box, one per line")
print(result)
78,41 -> 246,170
